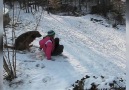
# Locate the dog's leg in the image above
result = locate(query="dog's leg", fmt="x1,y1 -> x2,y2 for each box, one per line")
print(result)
26,44 -> 33,52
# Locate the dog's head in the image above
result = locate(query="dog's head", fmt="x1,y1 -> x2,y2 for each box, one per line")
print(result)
31,31 -> 42,38
35,31 -> 42,37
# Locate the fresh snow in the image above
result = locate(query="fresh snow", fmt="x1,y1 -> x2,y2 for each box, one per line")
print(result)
3,7 -> 9,14
3,7 -> 126,90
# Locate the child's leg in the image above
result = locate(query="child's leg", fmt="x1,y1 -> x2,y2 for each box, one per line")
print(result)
52,45 -> 64,56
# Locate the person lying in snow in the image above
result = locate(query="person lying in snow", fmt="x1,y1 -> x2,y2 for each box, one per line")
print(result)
39,30 -> 64,60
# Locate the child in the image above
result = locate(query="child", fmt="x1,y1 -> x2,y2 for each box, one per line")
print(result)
39,30 -> 64,60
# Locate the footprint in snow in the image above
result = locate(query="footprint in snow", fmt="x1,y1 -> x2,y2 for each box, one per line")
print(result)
36,64 -> 40,67
41,64 -> 45,68
36,64 -> 45,68
42,76 -> 51,83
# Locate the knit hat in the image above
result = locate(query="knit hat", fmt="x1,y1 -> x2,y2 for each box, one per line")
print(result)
47,30 -> 55,36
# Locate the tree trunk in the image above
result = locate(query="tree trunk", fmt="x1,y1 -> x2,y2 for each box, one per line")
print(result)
3,57 -> 15,80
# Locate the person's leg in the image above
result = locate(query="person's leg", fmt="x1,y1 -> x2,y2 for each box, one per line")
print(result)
52,45 -> 64,56
54,38 -> 59,49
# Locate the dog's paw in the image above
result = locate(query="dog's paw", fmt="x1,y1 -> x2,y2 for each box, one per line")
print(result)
29,44 -> 33,47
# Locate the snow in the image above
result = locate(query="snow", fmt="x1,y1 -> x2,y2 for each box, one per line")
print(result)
3,7 -> 126,90
3,8 -> 9,15
126,20 -> 129,90
121,0 -> 126,2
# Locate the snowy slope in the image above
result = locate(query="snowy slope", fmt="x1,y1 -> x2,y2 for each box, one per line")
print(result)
3,8 -> 126,90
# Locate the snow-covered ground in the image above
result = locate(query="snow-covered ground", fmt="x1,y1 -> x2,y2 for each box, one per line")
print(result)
3,7 -> 126,90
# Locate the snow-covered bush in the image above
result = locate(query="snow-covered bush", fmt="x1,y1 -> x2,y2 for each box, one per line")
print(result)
70,75 -> 126,90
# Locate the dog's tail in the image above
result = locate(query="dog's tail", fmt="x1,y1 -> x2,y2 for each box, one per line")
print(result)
4,44 -> 15,49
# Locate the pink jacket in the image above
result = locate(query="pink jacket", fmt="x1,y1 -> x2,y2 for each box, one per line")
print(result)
39,36 -> 55,60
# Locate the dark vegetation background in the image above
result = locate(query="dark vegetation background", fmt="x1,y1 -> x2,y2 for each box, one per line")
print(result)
4,0 -> 126,27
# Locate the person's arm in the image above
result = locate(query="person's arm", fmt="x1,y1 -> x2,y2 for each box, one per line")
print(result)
39,40 -> 44,49
46,42 -> 53,60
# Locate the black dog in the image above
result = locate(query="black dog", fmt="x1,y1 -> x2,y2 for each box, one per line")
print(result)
4,31 -> 42,50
